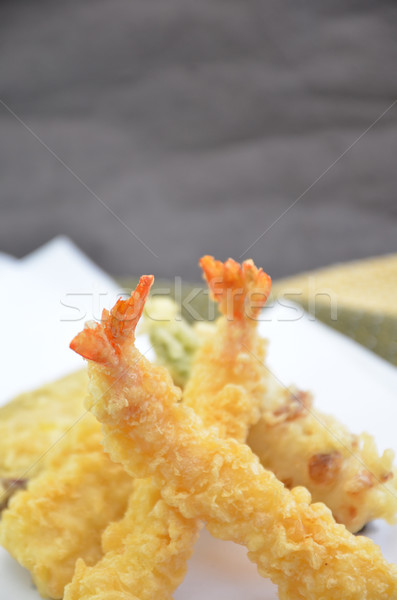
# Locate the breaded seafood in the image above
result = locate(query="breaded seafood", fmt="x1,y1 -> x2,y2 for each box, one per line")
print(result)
65,257 -> 271,600
183,256 -> 271,437
64,477 -> 200,600
145,278 -> 397,533
0,370 -> 87,510
71,268 -> 397,600
0,413 -> 134,599
248,382 -> 397,533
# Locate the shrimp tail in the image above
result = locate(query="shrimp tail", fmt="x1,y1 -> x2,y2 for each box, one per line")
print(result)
199,256 -> 271,320
70,275 -> 154,364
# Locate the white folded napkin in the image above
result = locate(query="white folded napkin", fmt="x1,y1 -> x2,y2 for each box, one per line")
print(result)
0,236 -> 150,404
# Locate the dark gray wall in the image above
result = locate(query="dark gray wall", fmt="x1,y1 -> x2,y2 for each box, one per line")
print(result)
1,0 -> 396,281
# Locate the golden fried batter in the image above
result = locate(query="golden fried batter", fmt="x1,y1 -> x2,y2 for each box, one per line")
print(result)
64,477 -> 201,600
65,257 -> 271,600
183,257 -> 271,438
70,270 -> 397,600
0,370 -> 87,510
248,383 -> 397,532
145,288 -> 397,532
0,414 -> 134,598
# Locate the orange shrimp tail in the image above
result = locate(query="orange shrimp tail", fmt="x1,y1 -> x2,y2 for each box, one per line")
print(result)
199,256 -> 271,320
70,275 -> 154,365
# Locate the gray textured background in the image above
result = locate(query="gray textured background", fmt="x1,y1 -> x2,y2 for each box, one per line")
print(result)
1,0 -> 396,281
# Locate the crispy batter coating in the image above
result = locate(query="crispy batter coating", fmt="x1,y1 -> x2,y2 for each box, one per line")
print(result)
0,370 -> 87,510
248,383 -> 397,533
0,415 -> 134,599
64,478 -> 201,600
146,292 -> 397,532
183,256 -> 271,439
71,272 -> 397,600
65,257 -> 270,600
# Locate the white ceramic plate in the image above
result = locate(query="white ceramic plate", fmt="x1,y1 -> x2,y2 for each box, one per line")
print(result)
1,303 -> 397,599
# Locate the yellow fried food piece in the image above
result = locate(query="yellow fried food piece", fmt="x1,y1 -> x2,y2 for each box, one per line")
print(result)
248,383 -> 397,533
183,256 -> 271,438
0,370 -> 87,509
70,271 -> 397,600
64,478 -> 201,600
0,414 -> 134,599
144,287 -> 397,533
65,257 -> 271,600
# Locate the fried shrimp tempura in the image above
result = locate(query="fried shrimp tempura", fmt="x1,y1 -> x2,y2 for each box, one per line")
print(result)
65,258 -> 271,600
64,477 -> 200,600
70,270 -> 397,600
248,382 -> 397,533
183,256 -> 271,438
144,286 -> 397,533
0,414 -> 134,599
0,370 -> 87,511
